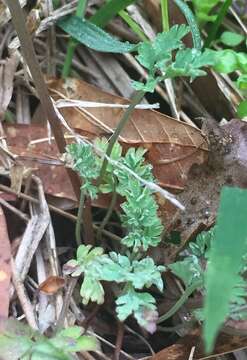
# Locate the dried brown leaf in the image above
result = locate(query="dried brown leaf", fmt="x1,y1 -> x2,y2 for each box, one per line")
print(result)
38,276 -> 65,295
49,78 -> 208,191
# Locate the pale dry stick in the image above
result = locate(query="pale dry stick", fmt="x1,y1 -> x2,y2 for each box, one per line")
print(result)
127,4 -> 156,39
87,330 -> 135,360
55,99 -> 160,110
44,0 -> 56,76
0,0 -> 27,27
229,7 -> 247,35
6,0 -> 81,202
0,184 -> 122,242
0,197 -> 29,222
35,247 -> 51,330
11,258 -> 38,330
55,277 -> 78,332
44,223 -> 64,321
32,175 -> 63,325
188,346 -> 195,360
36,1 -> 78,35
15,177 -> 50,281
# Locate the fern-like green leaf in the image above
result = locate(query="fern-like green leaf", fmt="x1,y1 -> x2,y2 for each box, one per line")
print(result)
204,187 -> 247,353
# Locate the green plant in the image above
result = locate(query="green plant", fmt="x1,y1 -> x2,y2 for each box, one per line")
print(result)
0,319 -> 98,360
157,187 -> 247,354
212,48 -> 247,118
191,0 -> 222,24
132,24 -> 215,92
64,141 -> 165,331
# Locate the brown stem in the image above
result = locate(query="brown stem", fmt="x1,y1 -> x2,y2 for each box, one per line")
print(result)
114,321 -> 124,360
5,0 -> 81,200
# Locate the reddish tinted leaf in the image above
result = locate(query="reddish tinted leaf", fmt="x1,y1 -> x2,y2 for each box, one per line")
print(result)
38,276 -> 65,295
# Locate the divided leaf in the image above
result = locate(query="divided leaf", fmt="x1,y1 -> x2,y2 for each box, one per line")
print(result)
116,286 -> 157,332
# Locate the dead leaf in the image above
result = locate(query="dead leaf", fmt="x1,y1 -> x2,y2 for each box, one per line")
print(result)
0,206 -> 11,318
48,78 -> 208,191
38,276 -> 65,295
152,330 -> 247,360
3,124 -> 76,204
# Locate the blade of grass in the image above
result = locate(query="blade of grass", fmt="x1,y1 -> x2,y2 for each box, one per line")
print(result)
119,9 -> 148,42
204,0 -> 233,48
161,0 -> 169,32
90,0 -> 137,27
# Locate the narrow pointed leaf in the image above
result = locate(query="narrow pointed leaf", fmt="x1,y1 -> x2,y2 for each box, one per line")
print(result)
58,16 -> 138,53
204,187 -> 247,353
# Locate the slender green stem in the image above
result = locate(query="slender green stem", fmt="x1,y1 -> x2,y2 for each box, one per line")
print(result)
119,10 -> 148,42
97,177 -> 118,242
204,0 -> 232,48
75,190 -> 85,246
62,0 -> 88,78
62,39 -> 77,79
174,0 -> 202,50
161,0 -> 169,32
97,90 -> 145,186
90,0 -> 137,28
76,0 -> 88,17
157,280 -> 203,324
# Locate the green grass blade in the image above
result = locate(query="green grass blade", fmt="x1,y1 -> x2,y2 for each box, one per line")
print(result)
205,0 -> 233,48
58,16 -> 138,53
90,0 -> 137,28
203,187 -> 247,353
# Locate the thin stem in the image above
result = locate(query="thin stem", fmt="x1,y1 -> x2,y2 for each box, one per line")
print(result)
161,0 -> 169,32
97,177 -> 118,242
119,10 -> 148,42
174,0 -> 202,50
97,90 -> 145,186
205,0 -> 233,48
114,322 -> 124,360
76,190 -> 85,246
62,0 -> 88,78
6,0 -> 81,200
157,280 -> 203,324
55,277 -> 78,333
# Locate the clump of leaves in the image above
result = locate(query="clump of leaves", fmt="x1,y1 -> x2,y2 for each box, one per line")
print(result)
191,0 -> 221,24
65,141 -> 165,332
204,187 -> 247,353
165,187 -> 247,354
212,48 -> 247,118
132,24 -> 215,92
0,319 -> 98,360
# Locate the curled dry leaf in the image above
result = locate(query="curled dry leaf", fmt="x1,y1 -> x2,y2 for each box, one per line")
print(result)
2,78 -> 209,236
38,276 -> 65,295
